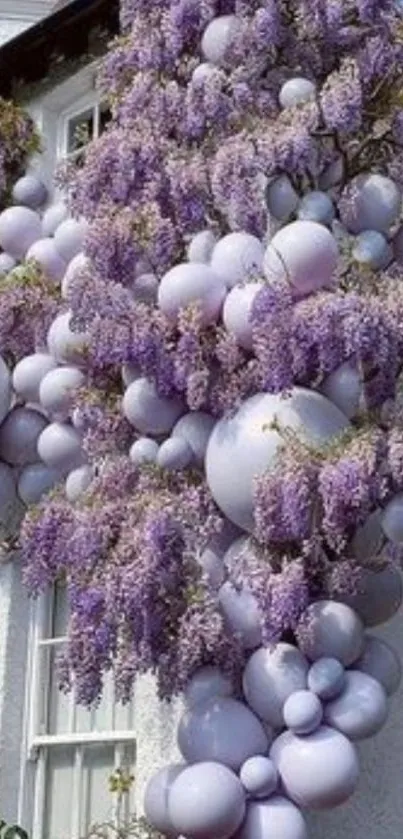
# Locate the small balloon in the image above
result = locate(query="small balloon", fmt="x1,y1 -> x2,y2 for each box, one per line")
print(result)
192,63 -> 217,85
42,202 -> 69,237
242,644 -> 309,729
320,362 -> 362,419
129,437 -> 159,465
13,353 -> 57,404
17,462 -> 61,505
123,378 -> 184,436
354,635 -> 402,696
0,407 -> 47,465
297,191 -> 335,225
122,363 -> 142,388
47,311 -> 89,365
0,206 -> 42,259
218,581 -> 262,649
307,658 -> 345,700
270,726 -> 359,810
223,282 -> 264,351
283,690 -> 323,734
158,262 -> 226,325
65,464 -> 94,503
188,230 -> 217,263
54,218 -> 89,263
144,764 -> 184,836
201,15 -> 240,65
296,601 -> 364,666
37,422 -> 84,471
210,232 -> 264,289
178,695 -> 269,770
131,273 -> 159,304
339,174 -> 401,234
352,230 -> 392,270
265,175 -> 299,222
12,175 -> 47,209
157,437 -> 193,470
39,366 -> 85,419
185,666 -> 233,708
61,252 -> 91,299
263,221 -> 338,296
324,670 -> 388,740
237,796 -> 307,839
172,411 -> 215,467
279,78 -> 316,109
0,253 -> 16,275
239,756 -> 278,799
381,494 -> 403,544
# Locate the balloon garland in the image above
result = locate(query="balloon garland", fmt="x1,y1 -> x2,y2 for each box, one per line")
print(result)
1,2 -> 403,838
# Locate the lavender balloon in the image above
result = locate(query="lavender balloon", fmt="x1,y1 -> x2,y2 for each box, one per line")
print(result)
197,544 -> 225,588
354,635 -> 402,696
0,407 -> 47,465
318,155 -> 345,190
308,658 -> 345,700
0,253 -> 16,275
17,463 -> 60,505
211,232 -> 264,288
340,173 -> 402,234
0,206 -> 42,259
42,203 -> 69,237
0,355 -> 12,424
324,671 -> 388,740
13,353 -> 57,404
201,15 -> 240,65
352,230 -> 392,270
158,262 -> 226,325
185,666 -> 233,708
123,378 -> 184,436
169,762 -> 245,839
26,238 -> 67,282
297,191 -> 335,225
144,764 -> 184,836
65,464 -> 94,503
265,175 -> 299,222
339,564 -> 402,627
157,437 -> 193,470
178,695 -> 269,770
296,601 -> 364,666
218,582 -> 262,649
37,422 -> 84,471
61,252 -> 91,300
263,221 -> 339,296
351,509 -> 384,562
129,437 -> 159,465
279,78 -> 316,109
381,494 -> 403,544
192,63 -> 216,85
223,282 -> 264,350
270,726 -> 359,810
237,797 -> 307,839
172,411 -> 215,467
12,175 -> 47,209
39,366 -> 85,419
188,230 -> 217,263
239,756 -> 278,799
47,311 -> 89,365
54,218 -> 89,262
321,362 -> 362,419
283,690 -> 323,734
243,644 -> 309,728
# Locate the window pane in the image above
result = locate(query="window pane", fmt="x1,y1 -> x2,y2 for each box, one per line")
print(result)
67,107 -> 95,154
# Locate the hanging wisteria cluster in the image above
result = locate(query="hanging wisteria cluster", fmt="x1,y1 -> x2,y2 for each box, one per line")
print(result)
0,0 -> 403,837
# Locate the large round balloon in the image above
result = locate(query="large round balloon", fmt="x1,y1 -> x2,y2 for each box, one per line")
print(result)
0,206 -> 42,259
263,221 -> 339,296
177,695 -> 269,770
47,311 -> 89,365
172,411 -> 215,467
17,462 -> 61,506
123,378 -> 184,435
354,635 -> 402,696
0,407 -> 47,465
158,262 -> 225,324
237,796 -> 307,839
338,564 -> 402,627
324,671 -> 388,740
169,762 -> 245,839
270,726 -> 359,810
144,763 -> 184,836
218,582 -> 262,649
39,366 -> 85,419
239,756 -> 278,799
12,353 -> 57,404
242,643 -> 309,728
185,666 -> 233,708
205,389 -> 349,532
54,218 -> 89,263
339,174 -> 401,234
37,422 -> 84,471
0,356 -> 12,425
222,282 -> 264,350
210,232 -> 264,288
12,174 -> 47,209
296,601 -> 364,666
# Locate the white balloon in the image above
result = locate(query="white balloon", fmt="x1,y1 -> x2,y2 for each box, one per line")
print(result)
47,311 -> 89,365
39,366 -> 85,419
157,437 -> 193,470
42,203 -> 69,237
54,218 -> 89,262
279,78 -> 316,109
65,464 -> 94,502
123,378 -> 184,436
222,282 -> 264,350
320,362 -> 362,419
172,411 -> 215,467
129,437 -> 159,465
61,252 -> 91,299
13,353 -> 57,404
158,262 -> 226,325
187,230 -> 217,263
26,238 -> 67,282
263,221 -> 339,296
381,494 -> 403,544
201,15 -> 240,65
37,422 -> 84,471
297,191 -> 335,225
12,175 -> 47,209
0,206 -> 42,259
17,463 -> 60,505
265,175 -> 299,222
211,232 -> 264,289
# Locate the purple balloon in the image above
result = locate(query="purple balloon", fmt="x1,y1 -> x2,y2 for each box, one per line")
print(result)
354,635 -> 402,696
39,366 -> 85,419
265,175 -> 299,222
218,582 -> 262,650
0,206 -> 42,259
237,796 -> 307,839
172,411 -> 215,467
178,695 -> 270,770
13,353 -> 57,404
0,407 -> 47,466
42,203 -> 69,237
12,175 -> 47,209
17,462 -> 61,505
201,15 -> 240,65
157,437 -> 193,470
283,690 -> 323,734
320,361 -> 362,419
296,601 -> 364,666
242,644 -> 309,729
263,221 -> 338,296
223,282 -> 264,350
187,230 -> 217,263
54,218 -> 89,263
210,232 -> 264,289
65,464 -> 94,503
144,763 -> 184,836
37,422 -> 84,471
169,761 -> 246,839
47,311 -> 89,365
279,77 -> 316,109
129,437 -> 159,465
297,191 -> 335,225
340,174 -> 401,234
307,658 -> 345,700
270,726 -> 359,810
185,666 -> 233,708
239,756 -> 278,799
158,262 -> 226,325
123,378 -> 184,436
0,253 -> 16,275
338,564 -> 402,627
324,671 -> 388,740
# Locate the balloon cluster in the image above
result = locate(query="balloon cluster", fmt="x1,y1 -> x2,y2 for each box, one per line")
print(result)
144,599 -> 401,839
